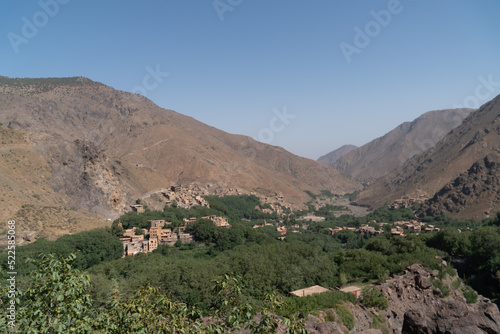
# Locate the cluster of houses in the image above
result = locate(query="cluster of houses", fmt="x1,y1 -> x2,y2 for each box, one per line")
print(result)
299,215 -> 326,222
251,220 -> 301,241
391,220 -> 440,236
257,193 -> 295,214
328,220 -> 442,238
252,220 -> 275,229
388,193 -> 428,209
119,220 -> 192,256
129,182 -> 299,220
160,185 -> 210,209
119,215 -> 231,256
182,215 -> 232,228
329,224 -> 384,236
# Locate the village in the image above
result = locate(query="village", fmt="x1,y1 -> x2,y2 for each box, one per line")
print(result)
116,184 -> 472,304
119,215 -> 231,256
120,213 -> 452,257
131,183 -> 296,214
328,220 -> 442,237
122,184 -> 456,256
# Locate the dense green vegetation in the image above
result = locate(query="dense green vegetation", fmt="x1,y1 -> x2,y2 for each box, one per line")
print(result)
424,214 -> 500,303
0,228 -> 122,277
2,194 -> 500,332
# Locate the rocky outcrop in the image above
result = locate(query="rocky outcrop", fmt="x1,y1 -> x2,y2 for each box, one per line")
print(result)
41,139 -> 131,218
380,264 -> 500,334
417,153 -> 500,219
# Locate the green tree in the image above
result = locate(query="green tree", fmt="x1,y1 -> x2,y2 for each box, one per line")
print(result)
470,226 -> 500,267
14,253 -> 95,333
99,284 -> 204,333
209,272 -> 253,332
247,292 -> 309,334
188,218 -> 218,243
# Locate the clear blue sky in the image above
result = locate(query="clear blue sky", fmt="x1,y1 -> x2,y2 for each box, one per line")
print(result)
2,0 -> 500,159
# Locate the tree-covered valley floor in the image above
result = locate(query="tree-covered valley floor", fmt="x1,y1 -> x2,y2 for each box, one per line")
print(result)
1,193 -> 500,333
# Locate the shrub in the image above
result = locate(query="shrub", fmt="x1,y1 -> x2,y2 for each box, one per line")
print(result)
281,291 -> 356,317
462,285 -> 478,304
325,310 -> 336,322
361,287 -> 389,310
334,304 -> 354,330
430,277 -> 450,297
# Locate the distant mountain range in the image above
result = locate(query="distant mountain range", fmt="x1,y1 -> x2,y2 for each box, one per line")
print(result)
2,74 -> 498,238
319,108 -> 475,183
356,95 -> 500,219
317,144 -> 358,166
0,76 -> 361,237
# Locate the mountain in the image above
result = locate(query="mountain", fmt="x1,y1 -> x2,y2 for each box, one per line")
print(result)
417,154 -> 500,218
331,108 -> 474,183
0,124 -> 169,242
317,144 -> 357,166
0,76 -> 361,233
356,94 -> 500,219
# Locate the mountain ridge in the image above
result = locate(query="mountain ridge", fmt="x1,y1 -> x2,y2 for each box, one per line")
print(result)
0,76 -> 361,230
317,144 -> 358,166
330,108 -> 475,183
356,94 -> 500,219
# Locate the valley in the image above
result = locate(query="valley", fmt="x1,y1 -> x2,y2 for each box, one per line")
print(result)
1,76 -> 500,333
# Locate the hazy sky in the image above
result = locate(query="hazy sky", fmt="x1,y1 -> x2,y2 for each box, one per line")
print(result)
2,1 -> 500,160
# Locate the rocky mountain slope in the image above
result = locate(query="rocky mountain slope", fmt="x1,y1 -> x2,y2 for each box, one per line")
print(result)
356,94 -> 500,219
0,76 -> 361,233
317,144 -> 358,166
331,109 -> 474,183
297,263 -> 500,333
0,125 -> 167,242
383,264 -> 500,334
416,153 -> 500,218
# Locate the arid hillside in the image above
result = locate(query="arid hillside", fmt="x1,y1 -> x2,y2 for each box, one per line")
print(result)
0,76 -> 361,228
356,95 -> 500,219
317,144 -> 357,166
331,108 -> 474,183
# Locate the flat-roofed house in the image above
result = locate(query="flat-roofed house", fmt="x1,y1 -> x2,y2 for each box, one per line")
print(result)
179,233 -> 194,243
130,205 -> 144,213
149,220 -> 166,228
339,286 -> 362,298
131,235 -> 144,243
290,285 -> 329,297
149,238 -> 158,252
123,228 -> 137,238
149,227 -> 162,240
126,242 -> 143,256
